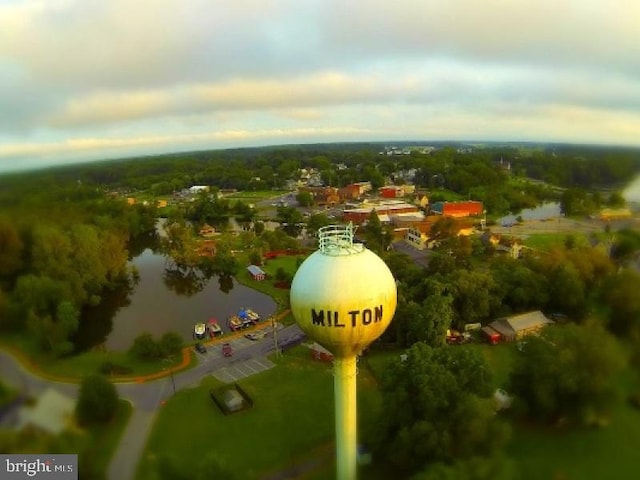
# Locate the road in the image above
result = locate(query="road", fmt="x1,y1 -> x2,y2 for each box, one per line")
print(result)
0,323 -> 306,480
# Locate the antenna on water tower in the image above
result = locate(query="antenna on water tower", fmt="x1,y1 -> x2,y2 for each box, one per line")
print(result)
290,223 -> 397,480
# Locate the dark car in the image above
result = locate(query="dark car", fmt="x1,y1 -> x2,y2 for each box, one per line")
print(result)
194,343 -> 206,354
222,343 -> 233,357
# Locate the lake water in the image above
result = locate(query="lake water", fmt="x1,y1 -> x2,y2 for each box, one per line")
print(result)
497,202 -> 561,226
93,249 -> 276,351
624,174 -> 640,204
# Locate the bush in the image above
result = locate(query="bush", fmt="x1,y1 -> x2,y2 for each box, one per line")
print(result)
159,332 -> 183,357
129,332 -> 161,360
75,374 -> 119,425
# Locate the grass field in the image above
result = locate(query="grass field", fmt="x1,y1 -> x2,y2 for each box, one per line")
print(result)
508,395 -> 640,480
524,232 -> 590,251
136,346 -> 382,479
132,338 -> 640,479
80,399 -> 133,478
0,335 -> 191,380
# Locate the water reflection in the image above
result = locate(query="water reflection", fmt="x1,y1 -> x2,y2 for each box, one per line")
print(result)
163,266 -> 211,297
102,249 -> 276,351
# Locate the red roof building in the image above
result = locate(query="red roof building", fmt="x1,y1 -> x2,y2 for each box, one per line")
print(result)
431,201 -> 483,218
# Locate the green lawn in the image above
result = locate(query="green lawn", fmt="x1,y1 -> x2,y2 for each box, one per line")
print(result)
0,335 -> 191,380
508,397 -> 640,480
235,253 -> 307,313
524,232 -> 589,251
137,346 -> 382,479
79,399 -> 133,478
225,190 -> 289,202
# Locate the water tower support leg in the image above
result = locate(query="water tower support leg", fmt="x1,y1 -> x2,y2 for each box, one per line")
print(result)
334,355 -> 358,480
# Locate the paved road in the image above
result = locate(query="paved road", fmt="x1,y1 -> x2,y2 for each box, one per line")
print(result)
0,323 -> 306,480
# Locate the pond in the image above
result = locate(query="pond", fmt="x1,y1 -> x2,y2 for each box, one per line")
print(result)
77,249 -> 277,352
497,202 -> 561,226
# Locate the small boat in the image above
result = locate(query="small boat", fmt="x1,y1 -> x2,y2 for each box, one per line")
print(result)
228,315 -> 242,331
238,307 -> 260,327
245,309 -> 261,322
207,318 -> 223,337
194,323 -> 206,340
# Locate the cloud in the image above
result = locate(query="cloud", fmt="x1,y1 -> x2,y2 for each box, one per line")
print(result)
0,126 -> 371,163
319,0 -> 640,75
46,63 -> 640,127
1,0 -> 639,170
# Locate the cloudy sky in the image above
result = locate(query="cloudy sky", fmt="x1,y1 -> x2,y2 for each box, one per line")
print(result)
1,0 -> 639,172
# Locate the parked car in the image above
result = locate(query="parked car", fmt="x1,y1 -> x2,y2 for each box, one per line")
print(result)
195,343 -> 206,354
222,343 -> 233,357
244,331 -> 265,341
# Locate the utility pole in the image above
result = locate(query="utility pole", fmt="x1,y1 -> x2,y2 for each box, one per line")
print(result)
164,357 -> 176,395
271,316 -> 281,357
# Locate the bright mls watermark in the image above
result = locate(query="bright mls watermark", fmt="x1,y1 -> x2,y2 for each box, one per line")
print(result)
1,454 -> 77,480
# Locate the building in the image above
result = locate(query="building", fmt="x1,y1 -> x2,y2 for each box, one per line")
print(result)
199,224 -> 216,237
379,186 -> 405,198
343,201 -> 419,224
599,208 -> 632,220
189,185 -> 210,194
482,311 -> 553,344
247,265 -> 266,281
430,200 -> 484,218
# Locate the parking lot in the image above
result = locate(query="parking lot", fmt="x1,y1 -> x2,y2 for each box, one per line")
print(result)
189,322 -> 300,384
211,357 -> 275,383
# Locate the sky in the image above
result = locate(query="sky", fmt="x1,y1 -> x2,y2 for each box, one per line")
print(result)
1,0 -> 640,172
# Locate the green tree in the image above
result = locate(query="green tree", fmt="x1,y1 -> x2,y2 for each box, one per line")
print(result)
295,191 -> 314,207
305,213 -> 332,242
253,221 -> 265,235
374,343 -> 508,475
607,191 -> 626,207
509,322 -> 624,425
276,206 -> 303,237
599,269 -> 640,336
75,374 -> 119,425
450,270 -> 501,329
0,218 -> 24,286
129,333 -> 161,360
399,296 -> 454,347
361,210 -> 391,254
159,332 -> 183,357
546,263 -> 587,319
490,258 -> 549,314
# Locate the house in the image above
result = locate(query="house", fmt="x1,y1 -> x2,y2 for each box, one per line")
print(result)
247,265 -> 266,281
379,186 -> 405,198
199,223 -> 216,237
483,311 -> 553,344
405,224 -> 431,250
189,185 -> 209,194
414,194 -> 429,209
343,201 -> 419,224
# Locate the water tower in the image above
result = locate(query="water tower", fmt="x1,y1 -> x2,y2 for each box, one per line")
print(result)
290,224 -> 397,480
